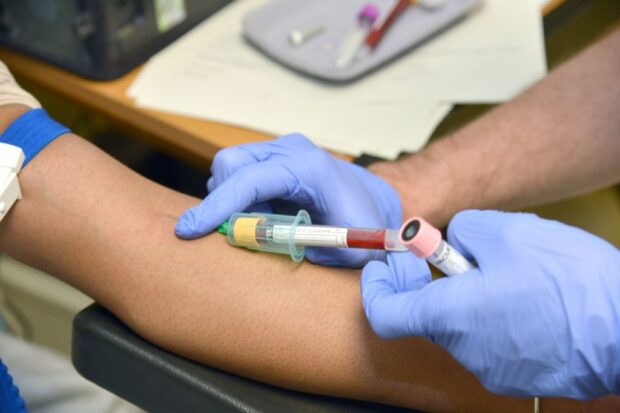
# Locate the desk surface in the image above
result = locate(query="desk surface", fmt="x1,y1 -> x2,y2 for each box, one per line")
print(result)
0,1 -> 563,162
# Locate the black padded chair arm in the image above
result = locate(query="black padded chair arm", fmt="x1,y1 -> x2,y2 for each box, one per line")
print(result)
72,304 -> 422,413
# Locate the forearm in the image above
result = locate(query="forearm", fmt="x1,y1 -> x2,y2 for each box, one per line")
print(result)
0,133 -> 510,411
1,134 -> 617,412
372,29 -> 620,226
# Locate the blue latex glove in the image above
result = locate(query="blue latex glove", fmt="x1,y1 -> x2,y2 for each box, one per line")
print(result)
176,134 -> 402,267
362,210 -> 620,399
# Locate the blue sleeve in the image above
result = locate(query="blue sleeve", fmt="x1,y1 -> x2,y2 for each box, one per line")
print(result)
0,359 -> 27,413
0,109 -> 70,168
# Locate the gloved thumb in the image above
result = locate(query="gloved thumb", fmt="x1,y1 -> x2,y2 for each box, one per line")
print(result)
446,210 -> 537,267
361,252 -> 433,339
175,162 -> 298,239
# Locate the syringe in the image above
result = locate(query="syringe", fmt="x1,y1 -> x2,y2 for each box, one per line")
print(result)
218,210 -> 407,262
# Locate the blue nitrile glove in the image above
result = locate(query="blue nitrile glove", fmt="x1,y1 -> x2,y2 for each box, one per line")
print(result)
175,134 -> 402,267
362,210 -> 620,399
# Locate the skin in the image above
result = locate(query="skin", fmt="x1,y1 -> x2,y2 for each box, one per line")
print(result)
371,28 -> 620,227
0,117 -> 618,411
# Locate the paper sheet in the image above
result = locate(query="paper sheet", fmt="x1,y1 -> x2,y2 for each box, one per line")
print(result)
374,0 -> 547,102
129,0 -> 547,159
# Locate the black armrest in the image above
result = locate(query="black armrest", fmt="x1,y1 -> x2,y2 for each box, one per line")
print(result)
72,304 -> 423,413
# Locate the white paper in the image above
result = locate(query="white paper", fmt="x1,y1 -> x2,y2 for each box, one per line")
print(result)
129,0 -> 547,158
383,0 -> 547,102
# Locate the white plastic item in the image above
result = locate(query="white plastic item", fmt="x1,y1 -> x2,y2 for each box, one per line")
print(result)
419,0 -> 448,9
0,143 -> 24,222
400,216 -> 475,276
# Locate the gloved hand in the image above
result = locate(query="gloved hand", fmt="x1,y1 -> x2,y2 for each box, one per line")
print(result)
175,134 -> 402,267
362,210 -> 620,399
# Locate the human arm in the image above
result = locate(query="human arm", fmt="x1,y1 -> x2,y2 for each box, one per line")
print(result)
1,110 -> 618,411
370,28 -> 620,227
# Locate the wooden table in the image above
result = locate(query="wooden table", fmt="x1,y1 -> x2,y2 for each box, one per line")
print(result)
0,1 -> 565,162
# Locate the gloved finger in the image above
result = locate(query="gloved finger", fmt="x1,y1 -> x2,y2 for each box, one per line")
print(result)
365,251 -> 430,291
209,133 -> 316,188
446,210 -> 537,267
363,257 -> 486,341
207,176 -> 215,193
305,246 -> 383,268
175,163 -> 298,239
210,145 -> 270,187
386,251 -> 432,292
349,165 -> 403,228
361,256 -> 433,339
272,133 -> 318,150
445,210 -> 484,261
246,202 -> 274,214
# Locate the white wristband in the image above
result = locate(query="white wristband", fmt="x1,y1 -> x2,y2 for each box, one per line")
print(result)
0,142 -> 24,222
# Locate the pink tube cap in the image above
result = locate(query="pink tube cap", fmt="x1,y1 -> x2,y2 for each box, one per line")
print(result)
359,3 -> 380,24
399,216 -> 441,258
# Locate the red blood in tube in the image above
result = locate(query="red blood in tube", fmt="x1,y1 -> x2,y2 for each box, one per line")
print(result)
346,228 -> 386,249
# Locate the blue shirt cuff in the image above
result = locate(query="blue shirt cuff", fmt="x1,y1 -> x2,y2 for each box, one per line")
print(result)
0,108 -> 70,167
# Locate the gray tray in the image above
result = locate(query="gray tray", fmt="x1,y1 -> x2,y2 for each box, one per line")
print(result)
243,0 -> 480,82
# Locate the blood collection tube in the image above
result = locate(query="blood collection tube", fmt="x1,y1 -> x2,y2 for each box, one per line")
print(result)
219,210 -> 407,262
336,3 -> 380,68
399,216 -> 474,276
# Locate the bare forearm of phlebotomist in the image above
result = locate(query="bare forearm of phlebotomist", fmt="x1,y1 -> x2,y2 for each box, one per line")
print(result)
372,28 -> 620,226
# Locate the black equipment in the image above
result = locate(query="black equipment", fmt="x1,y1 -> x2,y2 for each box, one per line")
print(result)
0,0 -> 232,80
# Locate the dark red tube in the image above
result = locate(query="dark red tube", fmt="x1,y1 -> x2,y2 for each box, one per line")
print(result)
346,228 -> 386,249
